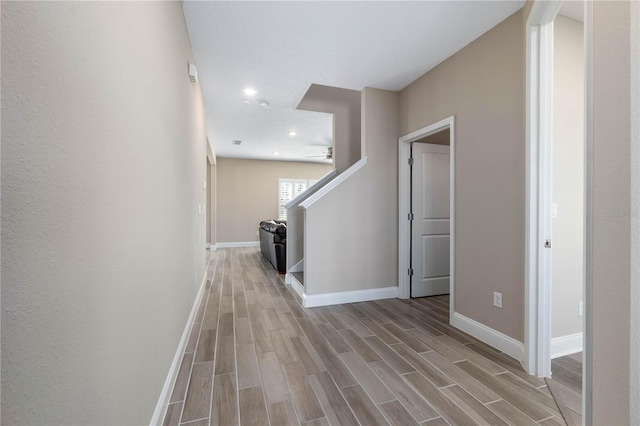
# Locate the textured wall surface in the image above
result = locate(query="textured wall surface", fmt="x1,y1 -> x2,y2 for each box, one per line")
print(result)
591,1 -> 633,424
399,9 -> 526,341
1,2 -> 208,424
215,158 -> 331,243
630,1 -> 640,422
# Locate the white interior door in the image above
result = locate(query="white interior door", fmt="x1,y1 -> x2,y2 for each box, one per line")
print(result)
411,143 -> 450,298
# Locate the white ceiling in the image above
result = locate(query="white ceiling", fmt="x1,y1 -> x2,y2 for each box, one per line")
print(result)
183,1 -> 525,164
559,1 -> 584,22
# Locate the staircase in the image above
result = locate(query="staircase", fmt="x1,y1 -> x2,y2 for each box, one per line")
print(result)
283,171 -> 335,298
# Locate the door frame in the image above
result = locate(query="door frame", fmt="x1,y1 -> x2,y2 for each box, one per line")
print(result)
398,116 -> 455,320
524,0 -> 562,379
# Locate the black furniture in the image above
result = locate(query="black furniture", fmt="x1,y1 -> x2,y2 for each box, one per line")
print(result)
259,220 -> 287,273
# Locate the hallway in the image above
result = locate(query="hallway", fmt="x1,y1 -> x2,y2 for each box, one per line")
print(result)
163,248 -> 566,426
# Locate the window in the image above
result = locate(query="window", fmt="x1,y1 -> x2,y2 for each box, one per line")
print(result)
278,179 -> 317,220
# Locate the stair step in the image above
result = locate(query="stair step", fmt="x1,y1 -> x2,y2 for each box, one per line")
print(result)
291,271 -> 304,286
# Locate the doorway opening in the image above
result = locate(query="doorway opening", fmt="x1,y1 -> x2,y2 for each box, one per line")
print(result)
410,133 -> 451,298
525,0 -> 589,423
398,116 -> 455,319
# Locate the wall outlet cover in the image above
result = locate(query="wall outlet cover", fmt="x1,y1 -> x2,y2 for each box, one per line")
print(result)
493,292 -> 503,308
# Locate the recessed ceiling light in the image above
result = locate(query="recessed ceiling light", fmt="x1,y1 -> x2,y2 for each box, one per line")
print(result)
288,131 -> 297,137
232,140 -> 242,145
273,152 -> 279,155
243,87 -> 257,96
242,99 -> 250,105
259,100 -> 270,108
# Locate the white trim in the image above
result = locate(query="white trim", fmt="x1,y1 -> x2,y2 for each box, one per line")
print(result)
550,332 -> 583,359
302,286 -> 398,308
397,116 -> 455,311
299,157 -> 368,209
284,169 -> 337,209
289,274 -> 305,299
451,312 -> 524,363
150,274 -> 207,425
215,241 -> 260,248
208,244 -> 217,251
524,0 -> 562,378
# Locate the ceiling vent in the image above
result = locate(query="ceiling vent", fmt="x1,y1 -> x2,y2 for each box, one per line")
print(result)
232,140 -> 242,145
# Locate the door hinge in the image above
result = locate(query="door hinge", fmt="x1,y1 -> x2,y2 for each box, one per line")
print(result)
408,268 -> 414,276
545,239 -> 552,248
408,213 -> 414,221
408,157 -> 414,166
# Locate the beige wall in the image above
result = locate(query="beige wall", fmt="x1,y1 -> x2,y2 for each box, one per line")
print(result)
305,88 -> 399,295
298,84 -> 361,173
399,9 -> 526,341
1,2 -> 208,424
216,158 -> 332,243
630,1 -> 640,423
551,15 -> 584,339
590,1 -> 635,423
210,162 -> 217,245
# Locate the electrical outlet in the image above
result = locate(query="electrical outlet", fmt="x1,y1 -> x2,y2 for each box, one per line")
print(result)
493,292 -> 503,308
579,301 -> 584,317
256,230 -> 259,236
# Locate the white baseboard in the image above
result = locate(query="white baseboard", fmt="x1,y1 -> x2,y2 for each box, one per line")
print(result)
215,241 -> 260,248
550,332 -> 583,359
451,312 -> 524,363
289,274 -> 305,299
207,243 -> 217,251
302,286 -> 398,308
150,274 -> 207,425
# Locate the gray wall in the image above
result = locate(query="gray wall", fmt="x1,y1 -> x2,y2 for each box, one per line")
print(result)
399,8 -> 527,341
285,170 -> 336,274
297,84 -> 361,173
590,1 -> 636,423
216,158 -> 332,243
551,15 -> 584,339
630,2 -> 640,423
305,88 -> 399,295
1,2 -> 208,424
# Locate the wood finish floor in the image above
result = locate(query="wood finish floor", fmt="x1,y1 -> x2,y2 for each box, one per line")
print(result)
163,248 -> 566,426
545,353 -> 582,426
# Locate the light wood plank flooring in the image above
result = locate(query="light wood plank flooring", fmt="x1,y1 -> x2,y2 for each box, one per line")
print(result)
164,248 -> 566,426
545,353 -> 582,426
